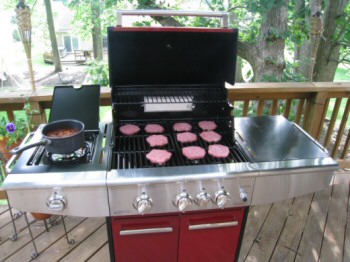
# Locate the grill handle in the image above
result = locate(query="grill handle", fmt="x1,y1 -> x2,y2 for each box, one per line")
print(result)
5,132 -> 34,173
189,220 -> 238,231
120,227 -> 173,236
116,10 -> 229,28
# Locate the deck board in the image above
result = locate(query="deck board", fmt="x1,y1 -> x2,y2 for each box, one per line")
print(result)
0,171 -> 349,262
319,172 -> 349,262
270,194 -> 313,261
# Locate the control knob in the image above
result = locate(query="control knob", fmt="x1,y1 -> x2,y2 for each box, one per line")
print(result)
240,187 -> 248,202
133,194 -> 153,214
195,191 -> 211,207
173,192 -> 192,212
46,187 -> 67,211
214,189 -> 231,208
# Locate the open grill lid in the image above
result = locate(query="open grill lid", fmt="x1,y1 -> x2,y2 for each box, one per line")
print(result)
107,27 -> 238,90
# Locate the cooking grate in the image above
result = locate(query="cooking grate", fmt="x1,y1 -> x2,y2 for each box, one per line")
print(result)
112,120 -> 247,169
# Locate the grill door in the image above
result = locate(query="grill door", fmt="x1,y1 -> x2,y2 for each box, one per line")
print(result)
178,208 -> 245,262
112,215 -> 179,262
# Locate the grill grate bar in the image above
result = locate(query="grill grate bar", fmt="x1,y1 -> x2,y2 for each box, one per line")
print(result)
112,120 -> 248,170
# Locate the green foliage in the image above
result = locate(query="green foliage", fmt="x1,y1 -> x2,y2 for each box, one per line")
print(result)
282,61 -> 307,82
85,60 -> 109,86
12,29 -> 20,41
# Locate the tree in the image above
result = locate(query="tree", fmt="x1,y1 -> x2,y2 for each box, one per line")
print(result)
313,0 -> 350,81
68,0 -> 117,61
293,0 -> 350,81
44,0 -> 62,72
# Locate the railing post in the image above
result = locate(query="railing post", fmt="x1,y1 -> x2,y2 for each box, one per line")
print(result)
303,91 -> 328,138
28,101 -> 47,131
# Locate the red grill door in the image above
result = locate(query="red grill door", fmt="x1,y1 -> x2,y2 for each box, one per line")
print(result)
112,215 -> 179,262
178,208 -> 245,262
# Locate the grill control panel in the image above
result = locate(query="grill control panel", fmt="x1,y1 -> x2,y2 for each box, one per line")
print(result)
108,176 -> 255,216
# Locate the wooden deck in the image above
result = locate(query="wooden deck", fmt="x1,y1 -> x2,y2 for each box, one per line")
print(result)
1,170 -> 349,262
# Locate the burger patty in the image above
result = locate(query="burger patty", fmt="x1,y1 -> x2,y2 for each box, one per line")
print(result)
119,124 -> 140,136
145,124 -> 165,134
182,146 -> 206,160
198,121 -> 217,131
146,135 -> 169,147
146,149 -> 172,164
173,122 -> 192,132
200,131 -> 222,143
176,132 -> 197,143
208,144 -> 230,158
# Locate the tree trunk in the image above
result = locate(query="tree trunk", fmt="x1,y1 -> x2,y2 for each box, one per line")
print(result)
91,2 -> 103,61
235,57 -> 244,83
44,0 -> 62,72
313,0 -> 350,81
238,1 -> 289,82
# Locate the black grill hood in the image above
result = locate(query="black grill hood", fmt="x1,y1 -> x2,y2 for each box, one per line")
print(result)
107,27 -> 238,89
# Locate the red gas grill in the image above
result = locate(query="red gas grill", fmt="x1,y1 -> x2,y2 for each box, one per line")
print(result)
106,10 -> 247,262
105,10 -> 337,262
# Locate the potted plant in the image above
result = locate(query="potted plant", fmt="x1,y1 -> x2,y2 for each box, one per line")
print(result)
0,117 -> 29,160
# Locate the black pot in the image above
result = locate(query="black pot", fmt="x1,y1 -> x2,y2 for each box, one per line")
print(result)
11,119 -> 85,155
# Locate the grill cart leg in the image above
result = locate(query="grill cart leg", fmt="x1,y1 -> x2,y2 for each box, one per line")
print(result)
24,212 -> 39,259
5,194 -> 19,241
61,215 -> 75,245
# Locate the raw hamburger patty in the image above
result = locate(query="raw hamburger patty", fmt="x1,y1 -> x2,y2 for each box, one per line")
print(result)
198,121 -> 217,131
119,124 -> 140,135
146,149 -> 172,164
145,124 -> 164,134
177,132 -> 197,143
173,122 -> 192,132
200,131 -> 222,143
182,146 -> 206,160
208,144 -> 230,158
146,135 -> 168,147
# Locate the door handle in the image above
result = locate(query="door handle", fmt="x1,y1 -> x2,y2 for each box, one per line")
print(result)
189,221 -> 238,231
120,227 -> 173,236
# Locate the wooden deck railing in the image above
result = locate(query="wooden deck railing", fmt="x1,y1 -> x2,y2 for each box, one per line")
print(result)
1,82 -> 349,168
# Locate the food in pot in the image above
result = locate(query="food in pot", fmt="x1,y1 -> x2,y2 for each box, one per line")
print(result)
145,124 -> 165,134
176,132 -> 197,143
182,146 -> 206,160
119,124 -> 140,135
198,120 -> 217,131
173,122 -> 192,132
200,131 -> 222,143
46,128 -> 79,138
208,144 -> 230,158
146,135 -> 168,147
146,149 -> 172,164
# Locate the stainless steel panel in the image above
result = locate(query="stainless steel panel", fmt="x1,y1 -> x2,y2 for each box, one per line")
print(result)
108,171 -> 256,216
6,186 -> 109,217
3,171 -> 109,217
251,168 -> 334,205
235,116 -> 329,162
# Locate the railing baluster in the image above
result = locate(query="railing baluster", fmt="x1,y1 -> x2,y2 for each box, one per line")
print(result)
316,98 -> 330,141
295,99 -> 305,125
243,100 -> 249,117
302,100 -> 311,130
257,100 -> 264,116
271,99 -> 278,115
341,128 -> 350,159
324,98 -> 342,148
331,98 -> 350,158
283,99 -> 292,119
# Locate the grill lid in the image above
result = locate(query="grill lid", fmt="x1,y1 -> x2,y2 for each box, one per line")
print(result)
49,85 -> 100,131
108,27 -> 238,88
